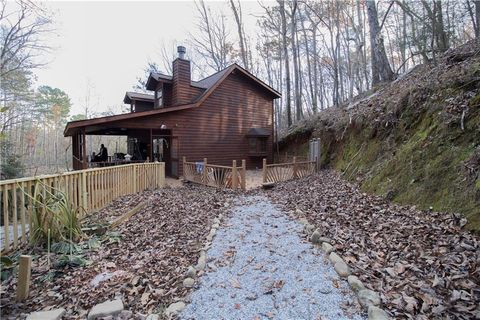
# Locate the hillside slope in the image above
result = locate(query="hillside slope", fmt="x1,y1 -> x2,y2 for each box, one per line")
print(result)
281,40 -> 480,230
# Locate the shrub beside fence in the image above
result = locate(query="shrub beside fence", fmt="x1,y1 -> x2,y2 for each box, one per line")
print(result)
183,157 -> 246,190
262,157 -> 316,184
0,162 -> 165,253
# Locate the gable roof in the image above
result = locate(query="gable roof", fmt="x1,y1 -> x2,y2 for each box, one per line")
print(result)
123,92 -> 154,104
65,64 -> 280,136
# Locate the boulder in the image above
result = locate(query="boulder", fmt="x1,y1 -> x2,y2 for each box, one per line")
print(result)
88,299 -> 124,320
347,275 -> 365,292
146,315 -> 160,320
295,208 -> 304,215
183,277 -> 195,288
318,237 -> 332,244
368,306 -> 390,320
329,252 -> 344,264
321,242 -> 334,254
358,289 -> 381,308
310,229 -> 322,244
334,261 -> 351,277
305,224 -> 315,234
196,251 -> 206,270
298,218 -> 309,225
186,266 -> 196,278
27,308 -> 66,320
165,301 -> 186,317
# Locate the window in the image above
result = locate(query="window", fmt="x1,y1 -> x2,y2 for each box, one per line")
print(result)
155,87 -> 163,108
249,137 -> 268,154
259,138 -> 267,152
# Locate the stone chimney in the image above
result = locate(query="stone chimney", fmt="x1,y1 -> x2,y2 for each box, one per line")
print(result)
172,46 -> 191,105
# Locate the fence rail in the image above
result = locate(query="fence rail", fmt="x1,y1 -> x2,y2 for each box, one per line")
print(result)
262,157 -> 316,184
0,162 -> 165,253
183,157 -> 246,190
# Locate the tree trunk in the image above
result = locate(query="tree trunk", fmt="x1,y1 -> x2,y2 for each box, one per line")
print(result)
278,0 -> 292,127
366,0 -> 395,85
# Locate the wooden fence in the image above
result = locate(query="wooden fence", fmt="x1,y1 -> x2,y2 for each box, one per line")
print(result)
262,157 -> 316,184
0,162 -> 165,253
183,157 -> 246,190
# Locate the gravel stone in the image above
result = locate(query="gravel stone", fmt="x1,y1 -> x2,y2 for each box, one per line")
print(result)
334,261 -> 351,277
368,306 -> 390,320
179,196 -> 364,320
348,275 -> 365,292
358,289 -> 381,308
26,308 -> 66,320
87,299 -> 124,320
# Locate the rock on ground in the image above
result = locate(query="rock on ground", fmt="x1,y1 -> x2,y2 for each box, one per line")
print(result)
357,289 -> 381,308
368,306 -> 390,320
179,196 -> 364,320
87,299 -> 124,320
26,308 -> 66,320
165,301 -> 186,317
334,261 -> 351,278
348,276 -> 365,292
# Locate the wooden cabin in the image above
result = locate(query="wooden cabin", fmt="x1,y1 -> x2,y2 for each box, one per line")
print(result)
64,46 -> 281,177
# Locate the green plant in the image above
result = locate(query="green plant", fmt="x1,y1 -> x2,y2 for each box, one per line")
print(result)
0,256 -> 14,281
53,255 -> 88,269
24,179 -> 83,247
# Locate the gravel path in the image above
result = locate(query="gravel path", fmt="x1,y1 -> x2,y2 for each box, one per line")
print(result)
180,196 -> 365,320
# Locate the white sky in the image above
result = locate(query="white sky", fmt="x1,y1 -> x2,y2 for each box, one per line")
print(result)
34,0 -> 266,117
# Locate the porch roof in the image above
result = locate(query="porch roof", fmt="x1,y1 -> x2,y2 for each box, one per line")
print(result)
64,103 -> 196,136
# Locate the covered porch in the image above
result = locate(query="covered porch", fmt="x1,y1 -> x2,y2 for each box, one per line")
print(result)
66,124 -> 179,177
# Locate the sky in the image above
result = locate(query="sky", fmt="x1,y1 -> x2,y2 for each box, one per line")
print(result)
34,1 -> 266,116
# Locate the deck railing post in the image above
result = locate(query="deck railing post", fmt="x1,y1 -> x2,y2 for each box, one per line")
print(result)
293,156 -> 298,179
182,156 -> 186,180
232,160 -> 237,190
160,162 -> 165,188
262,158 -> 267,183
203,158 -> 208,186
241,159 -> 246,190
133,164 -> 137,193
16,255 -> 32,301
81,170 -> 88,214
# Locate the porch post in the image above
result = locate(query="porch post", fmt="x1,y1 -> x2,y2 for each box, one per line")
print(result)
81,129 -> 87,169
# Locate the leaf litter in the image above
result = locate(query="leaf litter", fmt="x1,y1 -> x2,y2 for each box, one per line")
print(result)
264,170 -> 480,319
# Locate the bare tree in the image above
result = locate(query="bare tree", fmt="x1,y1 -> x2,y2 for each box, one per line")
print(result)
191,0 -> 233,72
366,0 -> 395,85
229,0 -> 250,69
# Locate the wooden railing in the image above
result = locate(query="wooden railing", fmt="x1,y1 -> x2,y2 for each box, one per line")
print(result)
262,157 -> 316,184
183,157 -> 246,190
0,162 -> 165,253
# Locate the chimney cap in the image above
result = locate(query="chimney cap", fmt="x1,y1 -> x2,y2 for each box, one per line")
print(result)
177,46 -> 186,59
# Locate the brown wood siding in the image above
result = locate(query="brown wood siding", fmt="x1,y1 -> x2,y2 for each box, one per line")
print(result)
109,71 -> 274,174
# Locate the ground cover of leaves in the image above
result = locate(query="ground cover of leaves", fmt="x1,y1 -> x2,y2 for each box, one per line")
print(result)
1,185 -> 236,319
264,170 -> 480,320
